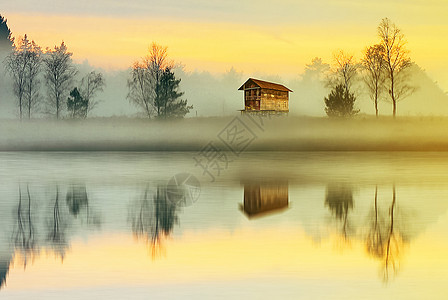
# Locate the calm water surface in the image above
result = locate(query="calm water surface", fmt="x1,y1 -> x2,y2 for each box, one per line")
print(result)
1,152 -> 448,299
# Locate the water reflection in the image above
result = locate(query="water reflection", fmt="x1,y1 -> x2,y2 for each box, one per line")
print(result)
13,184 -> 38,265
0,255 -> 11,289
240,181 -> 289,218
46,185 -> 69,260
1,183 -> 102,289
0,150 -> 447,295
129,185 -> 179,257
66,184 -> 88,217
365,185 -> 408,281
325,183 -> 354,241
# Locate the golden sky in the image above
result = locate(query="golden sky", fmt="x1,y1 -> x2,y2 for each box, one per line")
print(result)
3,1 -> 448,89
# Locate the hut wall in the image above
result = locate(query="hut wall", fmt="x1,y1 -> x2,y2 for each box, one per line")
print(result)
260,89 -> 289,111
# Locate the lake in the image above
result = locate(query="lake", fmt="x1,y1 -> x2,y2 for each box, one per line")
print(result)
1,151 -> 448,299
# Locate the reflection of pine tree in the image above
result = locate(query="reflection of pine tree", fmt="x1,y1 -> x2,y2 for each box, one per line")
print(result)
66,185 -> 88,216
13,184 -> 37,266
325,184 -> 353,240
130,185 -> 179,258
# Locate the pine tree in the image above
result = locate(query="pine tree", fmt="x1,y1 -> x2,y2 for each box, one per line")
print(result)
0,15 -> 13,53
156,67 -> 192,119
67,87 -> 88,118
324,84 -> 359,117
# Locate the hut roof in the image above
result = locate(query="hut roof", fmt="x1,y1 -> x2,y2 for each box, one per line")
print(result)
238,78 -> 293,92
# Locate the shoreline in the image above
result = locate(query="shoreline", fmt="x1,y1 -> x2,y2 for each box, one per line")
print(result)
2,116 -> 448,151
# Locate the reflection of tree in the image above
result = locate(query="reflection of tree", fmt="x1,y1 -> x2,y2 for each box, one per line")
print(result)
365,184 -> 406,282
66,184 -> 88,216
66,184 -> 100,227
47,186 -> 69,260
325,184 -> 354,240
382,184 -> 404,281
129,185 -> 179,258
366,185 -> 386,258
12,184 -> 37,265
0,255 -> 12,290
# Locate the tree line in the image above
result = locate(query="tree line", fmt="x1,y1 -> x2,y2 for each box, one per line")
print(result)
0,15 -> 192,120
324,18 -> 413,118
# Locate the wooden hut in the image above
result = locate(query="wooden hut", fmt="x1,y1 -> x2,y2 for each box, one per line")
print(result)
238,78 -> 292,114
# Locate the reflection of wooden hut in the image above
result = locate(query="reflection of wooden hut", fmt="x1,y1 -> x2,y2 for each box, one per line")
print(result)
241,181 -> 289,218
238,78 -> 292,114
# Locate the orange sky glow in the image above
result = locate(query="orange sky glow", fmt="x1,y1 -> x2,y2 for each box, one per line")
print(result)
3,7 -> 448,90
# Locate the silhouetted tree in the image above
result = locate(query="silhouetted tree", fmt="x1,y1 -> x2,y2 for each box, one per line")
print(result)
67,87 -> 88,118
78,71 -> 105,116
0,15 -> 13,53
5,35 -> 42,119
324,84 -> 359,117
328,50 -> 358,93
325,184 -> 354,240
43,42 -> 77,119
362,44 -> 387,117
24,40 -> 42,118
378,18 -> 413,117
127,42 -> 175,118
156,67 -> 192,118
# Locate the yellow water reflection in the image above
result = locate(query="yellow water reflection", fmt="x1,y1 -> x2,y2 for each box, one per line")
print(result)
4,216 -> 448,296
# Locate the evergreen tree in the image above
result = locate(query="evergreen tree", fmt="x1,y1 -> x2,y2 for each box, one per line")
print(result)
67,87 -> 88,118
0,15 -> 13,53
324,83 -> 359,117
156,67 -> 192,118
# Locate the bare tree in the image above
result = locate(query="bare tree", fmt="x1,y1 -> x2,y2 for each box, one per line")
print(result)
328,50 -> 358,92
362,44 -> 386,118
378,18 -> 413,118
43,42 -> 77,119
5,36 -> 42,119
5,35 -> 29,119
24,40 -> 42,118
78,71 -> 105,116
127,42 -> 174,118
